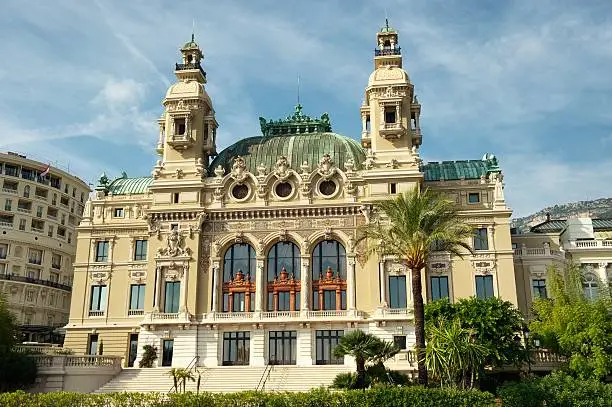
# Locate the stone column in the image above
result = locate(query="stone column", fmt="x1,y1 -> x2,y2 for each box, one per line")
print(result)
300,257 -> 310,311
153,266 -> 162,312
255,258 -> 265,313
379,259 -> 387,306
297,327 -> 313,366
180,264 -> 189,313
347,256 -> 356,310
211,261 -> 220,313
250,328 -> 266,366
487,226 -> 495,251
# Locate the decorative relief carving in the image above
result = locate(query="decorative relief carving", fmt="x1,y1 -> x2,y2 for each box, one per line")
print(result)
89,271 -> 111,284
274,156 -> 291,180
164,262 -> 188,280
231,156 -> 248,183
317,153 -> 337,180
156,229 -> 191,257
471,254 -> 496,274
129,270 -> 147,283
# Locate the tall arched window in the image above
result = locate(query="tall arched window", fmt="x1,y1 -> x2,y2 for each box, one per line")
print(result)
267,242 -> 301,311
583,273 -> 598,301
311,240 -> 346,311
222,243 -> 256,312
23,185 -> 30,198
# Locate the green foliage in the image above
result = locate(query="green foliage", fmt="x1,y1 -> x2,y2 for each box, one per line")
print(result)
168,367 -> 195,393
139,344 -> 158,368
425,297 -> 525,368
530,263 -> 612,380
0,294 -> 18,354
0,387 -> 497,407
425,318 -> 488,389
331,372 -> 358,389
359,187 -> 474,385
498,371 -> 612,407
0,351 -> 37,392
331,365 -> 412,389
332,329 -> 399,389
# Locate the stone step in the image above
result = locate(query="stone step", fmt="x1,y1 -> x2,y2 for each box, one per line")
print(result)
94,365 -> 352,394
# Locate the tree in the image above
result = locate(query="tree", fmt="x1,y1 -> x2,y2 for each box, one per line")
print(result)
333,330 -> 399,389
169,368 -> 195,393
425,318 -> 488,389
0,294 -> 18,354
530,263 -> 612,380
425,297 -> 525,371
359,187 -> 473,385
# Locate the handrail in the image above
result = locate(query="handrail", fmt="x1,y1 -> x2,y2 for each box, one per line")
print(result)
167,355 -> 200,394
256,364 -> 273,391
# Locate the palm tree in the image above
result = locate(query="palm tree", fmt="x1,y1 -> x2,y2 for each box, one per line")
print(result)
359,186 -> 473,385
333,330 -> 399,389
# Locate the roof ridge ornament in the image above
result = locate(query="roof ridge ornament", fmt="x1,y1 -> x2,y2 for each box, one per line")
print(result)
258,105 -> 332,137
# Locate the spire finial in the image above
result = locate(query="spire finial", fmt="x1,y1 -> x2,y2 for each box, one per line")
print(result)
385,18 -> 389,30
297,73 -> 301,105
191,19 -> 195,42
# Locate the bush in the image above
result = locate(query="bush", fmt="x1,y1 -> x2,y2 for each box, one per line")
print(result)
0,352 -> 37,391
0,387 -> 497,407
499,372 -> 612,407
331,372 -> 359,389
139,345 -> 157,368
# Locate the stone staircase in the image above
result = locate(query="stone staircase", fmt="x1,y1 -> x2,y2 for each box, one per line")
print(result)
93,365 -> 350,394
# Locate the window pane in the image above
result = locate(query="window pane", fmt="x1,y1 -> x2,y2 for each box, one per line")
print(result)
389,276 -> 407,308
431,276 -> 449,301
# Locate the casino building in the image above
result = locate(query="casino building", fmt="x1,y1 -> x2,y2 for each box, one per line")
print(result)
64,24 -> 517,370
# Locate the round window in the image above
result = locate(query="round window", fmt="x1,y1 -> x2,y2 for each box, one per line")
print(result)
231,184 -> 249,200
275,182 -> 293,198
319,180 -> 337,196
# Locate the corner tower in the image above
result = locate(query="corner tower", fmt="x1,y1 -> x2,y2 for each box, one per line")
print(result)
153,35 -> 218,181
360,21 -> 422,170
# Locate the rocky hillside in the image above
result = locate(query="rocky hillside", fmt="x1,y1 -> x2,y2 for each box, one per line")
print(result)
512,198 -> 612,232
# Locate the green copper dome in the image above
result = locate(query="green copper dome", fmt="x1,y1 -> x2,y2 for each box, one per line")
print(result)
209,105 -> 365,176
209,132 -> 366,176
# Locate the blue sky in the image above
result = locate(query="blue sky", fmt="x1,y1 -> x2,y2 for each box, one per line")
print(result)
1,0 -> 611,217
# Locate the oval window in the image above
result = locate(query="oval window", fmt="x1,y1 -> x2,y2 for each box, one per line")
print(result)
319,180 -> 337,196
275,182 -> 292,198
232,184 -> 249,200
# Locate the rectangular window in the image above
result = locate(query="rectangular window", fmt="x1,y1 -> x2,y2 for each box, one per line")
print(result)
47,225 -> 53,237
278,291 -> 290,311
28,248 -> 43,265
393,335 -> 407,350
473,228 -> 489,251
113,208 -> 124,217
4,199 -> 11,211
385,108 -> 396,123
161,339 -> 173,367
129,284 -> 146,310
49,272 -> 59,283
468,192 -> 480,204
19,219 -> 26,231
390,183 -> 397,194
173,193 -> 179,204
475,275 -> 494,299
51,253 -> 61,270
164,281 -> 180,313
87,334 -> 99,355
222,331 -> 250,366
95,241 -> 109,262
128,334 -> 139,367
268,331 -> 297,365
389,275 -> 407,308
36,206 -> 43,217
175,118 -> 186,135
134,240 -> 148,261
90,285 -> 107,311
323,290 -> 336,310
532,279 -> 547,299
430,276 -> 449,301
26,268 -> 39,279
315,330 -> 344,365
0,243 -> 7,259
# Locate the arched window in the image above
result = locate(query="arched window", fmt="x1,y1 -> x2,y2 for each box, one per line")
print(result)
583,273 -> 598,301
267,241 -> 301,312
23,185 -> 30,198
222,243 -> 256,312
311,240 -> 346,311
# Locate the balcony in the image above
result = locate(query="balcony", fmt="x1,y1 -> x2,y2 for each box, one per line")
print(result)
563,240 -> 612,251
128,309 -> 144,316
17,207 -> 31,214
2,187 -> 17,194
31,226 -> 45,234
88,310 -> 104,317
373,307 -> 413,321
175,62 -> 206,79
513,247 -> 565,259
374,47 -> 401,56
378,122 -> 406,139
0,220 -> 13,228
203,310 -> 365,324
0,273 -> 72,292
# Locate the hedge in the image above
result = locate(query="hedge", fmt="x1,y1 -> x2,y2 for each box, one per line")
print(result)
0,387 -> 496,407
498,372 -> 612,407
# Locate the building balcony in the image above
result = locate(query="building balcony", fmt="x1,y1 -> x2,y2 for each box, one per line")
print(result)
128,309 -> 144,316
166,134 -> 194,150
373,307 -> 413,321
2,187 -> 17,194
563,240 -> 612,251
374,47 -> 401,56
0,221 -> 13,227
88,310 -> 104,317
378,122 -> 406,139
513,247 -> 565,259
17,207 -> 31,214
206,310 -> 365,324
0,273 -> 72,292
175,62 -> 207,80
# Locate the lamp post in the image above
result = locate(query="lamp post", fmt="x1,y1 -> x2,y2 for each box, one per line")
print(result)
523,327 -> 531,374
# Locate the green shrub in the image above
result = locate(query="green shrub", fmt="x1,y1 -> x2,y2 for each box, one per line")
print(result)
0,351 -> 37,391
331,372 -> 359,389
0,387 -> 496,407
139,344 -> 158,368
499,372 -> 612,407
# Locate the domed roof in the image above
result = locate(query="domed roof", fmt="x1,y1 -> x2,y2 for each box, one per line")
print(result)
165,80 -> 210,101
368,66 -> 410,86
209,132 -> 366,176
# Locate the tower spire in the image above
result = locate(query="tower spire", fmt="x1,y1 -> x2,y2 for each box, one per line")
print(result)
297,74 -> 301,105
192,19 -> 195,42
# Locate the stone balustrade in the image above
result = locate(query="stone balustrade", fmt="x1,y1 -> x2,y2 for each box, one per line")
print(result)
564,240 -> 612,250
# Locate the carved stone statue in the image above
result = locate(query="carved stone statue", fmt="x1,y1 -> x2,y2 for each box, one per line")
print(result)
274,156 -> 290,180
231,156 -> 248,182
317,153 -> 336,179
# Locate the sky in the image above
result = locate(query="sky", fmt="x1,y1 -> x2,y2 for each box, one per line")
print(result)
1,0 -> 611,217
